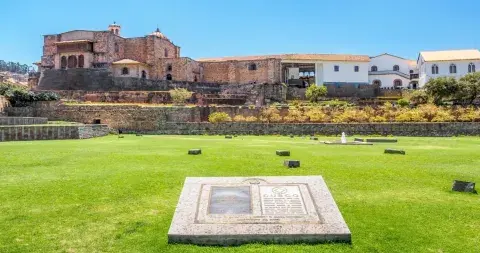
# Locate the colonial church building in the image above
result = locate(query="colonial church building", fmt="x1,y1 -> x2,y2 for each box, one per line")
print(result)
39,23 -> 479,90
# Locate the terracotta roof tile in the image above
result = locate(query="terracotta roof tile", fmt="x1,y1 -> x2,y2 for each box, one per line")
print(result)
420,49 -> 480,62
197,54 -> 370,62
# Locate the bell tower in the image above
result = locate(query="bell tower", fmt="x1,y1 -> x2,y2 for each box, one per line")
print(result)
108,22 -> 121,36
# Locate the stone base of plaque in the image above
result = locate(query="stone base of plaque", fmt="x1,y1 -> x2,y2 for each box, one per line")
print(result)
310,137 -> 318,140
276,150 -> 290,156
225,136 -> 233,139
188,149 -> 201,155
168,176 -> 351,246
384,149 -> 405,155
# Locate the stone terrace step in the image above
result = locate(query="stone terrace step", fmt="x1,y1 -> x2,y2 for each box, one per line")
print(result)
0,117 -> 48,126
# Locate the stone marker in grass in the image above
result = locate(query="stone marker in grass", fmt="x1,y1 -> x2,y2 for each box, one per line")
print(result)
225,136 -> 233,139
118,135 -> 124,139
284,160 -> 300,168
290,135 -> 294,138
310,137 -> 318,141
276,150 -> 290,156
168,176 -> 351,245
354,138 -> 364,142
366,138 -> 398,143
384,148 -> 405,155
188,149 -> 202,155
452,180 -> 477,193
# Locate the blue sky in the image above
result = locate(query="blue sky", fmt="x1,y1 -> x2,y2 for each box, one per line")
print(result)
0,0 -> 478,65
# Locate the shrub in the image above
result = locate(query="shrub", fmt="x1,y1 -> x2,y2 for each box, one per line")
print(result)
409,90 -> 429,106
233,115 -> 246,122
395,109 -> 426,122
332,109 -> 369,123
318,99 -> 352,108
305,108 -> 329,122
424,77 -> 459,105
260,107 -> 282,123
208,112 -> 231,123
305,85 -> 327,103
370,116 -> 387,122
397,98 -> 410,107
283,109 -> 307,123
431,109 -> 455,122
245,116 -> 258,122
169,88 -> 192,104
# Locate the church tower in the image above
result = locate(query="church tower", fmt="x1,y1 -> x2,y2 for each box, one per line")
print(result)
108,22 -> 121,36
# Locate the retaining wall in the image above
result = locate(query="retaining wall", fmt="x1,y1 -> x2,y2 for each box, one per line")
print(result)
0,124 -> 109,142
0,117 -> 48,125
151,122 -> 480,137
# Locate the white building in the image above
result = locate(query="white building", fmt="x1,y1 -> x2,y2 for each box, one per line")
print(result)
417,49 -> 480,87
368,53 -> 418,89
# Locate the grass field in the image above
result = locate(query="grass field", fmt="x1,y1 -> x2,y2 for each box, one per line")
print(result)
0,135 -> 479,253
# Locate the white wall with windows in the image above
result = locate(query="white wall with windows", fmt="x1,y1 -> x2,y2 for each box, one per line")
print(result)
369,54 -> 413,74
418,59 -> 478,87
112,64 -> 149,78
369,74 -> 411,89
319,62 -> 369,84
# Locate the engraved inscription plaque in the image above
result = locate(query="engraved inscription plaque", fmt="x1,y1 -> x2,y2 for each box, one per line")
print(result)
209,186 -> 251,214
260,185 -> 307,215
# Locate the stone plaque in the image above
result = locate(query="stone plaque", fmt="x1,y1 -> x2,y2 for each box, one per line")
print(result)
168,176 -> 351,245
209,186 -> 251,214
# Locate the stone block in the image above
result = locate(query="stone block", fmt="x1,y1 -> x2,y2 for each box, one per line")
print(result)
452,180 -> 477,193
310,137 -> 318,141
284,160 -> 300,168
354,138 -> 364,142
188,149 -> 202,155
384,149 -> 405,155
168,176 -> 351,246
225,135 -> 233,139
366,138 -> 398,143
276,150 -> 290,156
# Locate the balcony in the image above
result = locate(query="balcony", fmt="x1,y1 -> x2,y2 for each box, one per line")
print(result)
369,70 -> 410,79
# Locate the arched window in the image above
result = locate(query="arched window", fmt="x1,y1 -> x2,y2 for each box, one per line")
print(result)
67,55 -> 77,68
248,63 -> 257,71
164,48 -> 168,58
371,66 -> 378,72
78,55 -> 84,68
141,70 -> 147,79
114,43 -> 119,53
449,64 -> 457,74
432,64 -> 439,74
167,64 -> 172,71
468,63 -> 476,73
121,67 -> 129,75
60,56 -> 67,69
393,79 -> 402,88
393,65 -> 400,71
354,66 -> 359,72
373,80 -> 382,87
194,75 -> 198,82
166,74 -> 172,80
409,70 -> 414,74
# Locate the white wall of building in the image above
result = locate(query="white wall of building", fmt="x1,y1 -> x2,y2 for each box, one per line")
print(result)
369,74 -> 411,89
418,57 -> 479,87
369,54 -> 413,74
321,62 -> 369,84
112,64 -> 149,78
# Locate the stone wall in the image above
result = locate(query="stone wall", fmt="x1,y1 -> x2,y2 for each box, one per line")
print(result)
57,90 -> 177,104
201,59 -> 281,84
0,117 -> 48,125
0,124 -> 109,142
153,122 -> 480,137
325,83 -> 375,98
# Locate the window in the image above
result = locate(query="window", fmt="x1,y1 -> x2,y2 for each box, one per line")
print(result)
409,70 -> 414,74
371,66 -> 378,72
67,55 -> 77,68
167,64 -> 172,71
141,70 -> 147,79
194,75 -> 198,82
449,64 -> 457,74
78,55 -> 84,68
164,48 -> 168,58
93,119 -> 101,124
432,64 -> 439,74
393,65 -> 400,71
334,65 -> 339,72
373,80 -> 381,87
468,63 -> 476,73
393,79 -> 402,88
248,63 -> 257,71
122,67 -> 129,75
60,56 -> 67,69
354,66 -> 359,72
166,74 -> 172,80
114,43 -> 119,53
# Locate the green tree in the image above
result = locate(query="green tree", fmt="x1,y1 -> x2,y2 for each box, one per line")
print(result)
305,84 -> 327,103
456,72 -> 480,105
409,90 -> 429,106
424,77 -> 458,105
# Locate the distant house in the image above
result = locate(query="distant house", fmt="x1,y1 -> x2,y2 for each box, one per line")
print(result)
417,49 -> 480,87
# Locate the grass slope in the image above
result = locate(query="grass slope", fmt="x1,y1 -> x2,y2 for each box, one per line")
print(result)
0,135 -> 479,253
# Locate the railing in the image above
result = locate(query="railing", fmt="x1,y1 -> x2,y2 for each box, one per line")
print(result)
369,70 -> 410,79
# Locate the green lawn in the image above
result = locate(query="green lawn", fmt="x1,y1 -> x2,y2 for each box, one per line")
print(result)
0,135 -> 479,253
